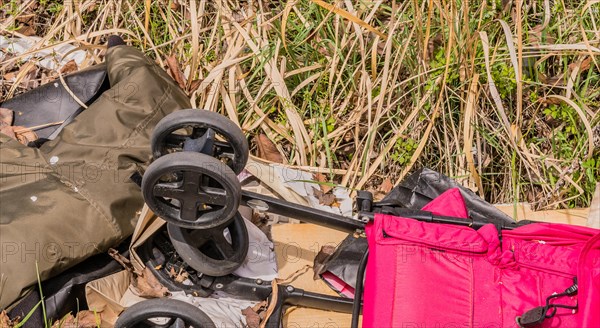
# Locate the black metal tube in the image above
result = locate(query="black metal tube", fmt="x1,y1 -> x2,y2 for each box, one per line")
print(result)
241,190 -> 364,232
241,190 -> 526,232
351,249 -> 369,328
284,286 -> 355,313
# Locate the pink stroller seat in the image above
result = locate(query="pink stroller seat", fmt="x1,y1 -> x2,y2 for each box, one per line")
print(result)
363,188 -> 600,328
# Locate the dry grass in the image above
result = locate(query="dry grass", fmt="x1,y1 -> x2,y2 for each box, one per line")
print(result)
1,0 -> 599,208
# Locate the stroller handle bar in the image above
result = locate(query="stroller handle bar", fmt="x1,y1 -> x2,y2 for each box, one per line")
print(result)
241,190 -> 532,234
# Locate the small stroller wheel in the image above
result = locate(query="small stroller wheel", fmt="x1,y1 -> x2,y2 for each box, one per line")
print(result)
167,213 -> 249,277
142,152 -> 241,229
115,298 -> 216,328
137,227 -> 213,297
151,109 -> 249,174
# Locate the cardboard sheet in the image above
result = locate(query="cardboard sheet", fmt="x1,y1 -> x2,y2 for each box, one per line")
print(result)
495,203 -> 590,226
272,223 -> 355,327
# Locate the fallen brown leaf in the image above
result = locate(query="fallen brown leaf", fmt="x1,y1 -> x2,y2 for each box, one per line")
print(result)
168,266 -> 189,283
540,96 -> 563,105
568,57 -> 592,74
528,25 -> 543,46
242,300 -> 268,328
52,311 -> 100,328
166,55 -> 187,90
312,187 -> 337,207
109,248 -> 169,297
255,134 -> 284,163
174,271 -> 189,283
242,307 -> 261,328
0,108 -> 13,126
15,14 -> 34,24
0,123 -> 38,146
380,178 -> 394,194
108,248 -> 137,274
315,173 -> 333,194
14,126 -> 38,145
426,34 -> 443,62
0,310 -> 15,328
131,266 -> 170,298
59,60 -> 78,75
3,72 -> 16,81
538,72 -> 565,86
313,245 -> 336,279
170,0 -> 181,10
16,24 -> 36,36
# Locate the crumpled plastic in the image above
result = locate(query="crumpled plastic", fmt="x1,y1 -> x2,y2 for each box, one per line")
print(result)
245,159 -> 353,218
234,216 -> 278,281
170,291 -> 257,328
0,36 -> 87,71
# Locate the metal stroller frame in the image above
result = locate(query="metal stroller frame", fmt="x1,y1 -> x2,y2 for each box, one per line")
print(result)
116,110 -> 532,328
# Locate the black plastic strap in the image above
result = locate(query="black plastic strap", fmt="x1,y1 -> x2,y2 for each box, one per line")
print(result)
517,278 -> 578,327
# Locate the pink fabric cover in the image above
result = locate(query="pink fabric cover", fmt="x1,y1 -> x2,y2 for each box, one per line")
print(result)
321,271 -> 355,298
363,188 -> 600,328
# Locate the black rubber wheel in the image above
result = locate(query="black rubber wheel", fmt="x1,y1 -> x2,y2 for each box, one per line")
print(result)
142,152 -> 241,229
168,212 -> 249,277
115,298 -> 216,328
151,109 -> 249,174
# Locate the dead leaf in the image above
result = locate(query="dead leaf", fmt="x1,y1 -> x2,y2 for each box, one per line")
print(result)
109,248 -> 169,298
131,266 -> 170,298
52,311 -> 100,328
86,2 -> 97,12
3,72 -> 16,81
312,187 -> 337,207
15,14 -> 34,25
108,248 -> 138,274
16,24 -> 36,36
568,57 -> 592,74
0,108 -> 13,126
166,55 -> 187,90
0,310 -> 15,328
538,72 -> 565,86
13,126 -> 38,145
426,34 -> 443,62
168,266 -> 189,283
242,307 -> 261,328
528,25 -> 543,46
242,301 -> 268,328
75,311 -> 101,327
174,271 -> 189,283
540,97 -> 564,105
313,245 -> 336,279
189,79 -> 203,93
59,60 -> 78,75
168,267 -> 177,278
380,178 -> 394,194
255,134 -> 284,163
0,124 -> 38,146
170,0 -> 181,10
315,173 -> 333,194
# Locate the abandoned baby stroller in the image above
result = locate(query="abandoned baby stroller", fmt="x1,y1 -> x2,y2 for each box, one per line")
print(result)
1,36 -> 597,328
115,108 -> 600,328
